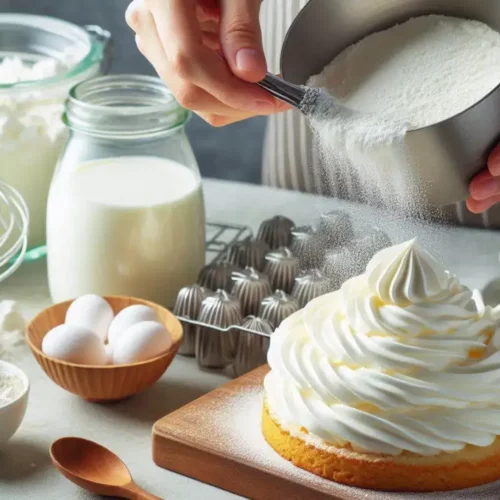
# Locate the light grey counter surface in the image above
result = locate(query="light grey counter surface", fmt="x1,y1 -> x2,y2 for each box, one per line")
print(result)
1,179 -> 500,500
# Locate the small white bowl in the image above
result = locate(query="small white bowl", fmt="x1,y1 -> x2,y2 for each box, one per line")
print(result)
0,361 -> 29,446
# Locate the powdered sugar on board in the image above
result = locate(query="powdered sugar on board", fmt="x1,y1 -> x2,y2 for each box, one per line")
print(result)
161,380 -> 500,500
159,380 -> 500,500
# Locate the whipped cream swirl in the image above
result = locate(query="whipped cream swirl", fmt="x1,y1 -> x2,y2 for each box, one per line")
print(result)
264,240 -> 500,456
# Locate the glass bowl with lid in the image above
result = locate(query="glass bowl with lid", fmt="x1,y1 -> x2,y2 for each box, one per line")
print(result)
0,14 -> 112,261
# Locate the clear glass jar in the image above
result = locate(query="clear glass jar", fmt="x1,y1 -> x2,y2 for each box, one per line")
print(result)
47,75 -> 206,308
0,14 -> 112,260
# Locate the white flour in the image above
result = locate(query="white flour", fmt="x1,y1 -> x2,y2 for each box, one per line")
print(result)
0,52 -> 81,248
310,15 -> 500,129
0,370 -> 25,407
305,15 -> 500,217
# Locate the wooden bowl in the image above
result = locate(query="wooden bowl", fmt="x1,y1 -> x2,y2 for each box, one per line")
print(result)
26,296 -> 183,403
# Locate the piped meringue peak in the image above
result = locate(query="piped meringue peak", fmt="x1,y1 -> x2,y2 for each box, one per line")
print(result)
366,239 -> 451,306
264,239 -> 500,456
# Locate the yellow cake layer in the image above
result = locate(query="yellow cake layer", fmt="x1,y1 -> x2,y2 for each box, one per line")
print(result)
262,400 -> 500,492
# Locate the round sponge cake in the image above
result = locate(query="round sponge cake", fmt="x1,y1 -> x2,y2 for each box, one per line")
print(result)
262,400 -> 500,492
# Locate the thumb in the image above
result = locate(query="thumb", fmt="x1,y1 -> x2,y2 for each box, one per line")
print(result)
220,0 -> 267,82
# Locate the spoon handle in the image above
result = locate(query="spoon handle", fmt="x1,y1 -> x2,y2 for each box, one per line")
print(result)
256,73 -> 306,108
126,482 -> 163,500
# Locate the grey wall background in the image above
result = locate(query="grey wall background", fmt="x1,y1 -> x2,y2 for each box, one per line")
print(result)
0,0 -> 265,184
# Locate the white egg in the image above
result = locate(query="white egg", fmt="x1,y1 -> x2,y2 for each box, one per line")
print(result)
112,321 -> 172,364
42,324 -> 107,365
107,305 -> 159,346
65,294 -> 114,343
104,344 -> 114,365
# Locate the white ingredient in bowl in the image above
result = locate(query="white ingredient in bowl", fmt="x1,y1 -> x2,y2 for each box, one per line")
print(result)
0,371 -> 25,407
309,15 -> 500,129
0,51 -> 80,248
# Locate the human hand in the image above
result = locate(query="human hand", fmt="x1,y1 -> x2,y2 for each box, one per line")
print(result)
467,144 -> 500,213
126,0 -> 289,127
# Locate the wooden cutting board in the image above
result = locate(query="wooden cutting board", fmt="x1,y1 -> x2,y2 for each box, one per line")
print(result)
152,366 -> 364,500
153,366 -> 336,499
153,366 -> 500,500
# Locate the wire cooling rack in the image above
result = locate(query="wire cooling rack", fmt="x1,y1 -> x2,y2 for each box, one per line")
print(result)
205,221 -> 253,265
177,317 -> 271,338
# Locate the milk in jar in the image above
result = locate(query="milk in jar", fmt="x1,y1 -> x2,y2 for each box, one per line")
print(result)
47,156 -> 205,307
47,74 -> 205,306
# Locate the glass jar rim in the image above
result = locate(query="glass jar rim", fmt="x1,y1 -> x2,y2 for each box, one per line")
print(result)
63,74 -> 190,138
0,14 -> 108,91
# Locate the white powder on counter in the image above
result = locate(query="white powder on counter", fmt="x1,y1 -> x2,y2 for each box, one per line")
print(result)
0,300 -> 26,361
304,15 -> 500,219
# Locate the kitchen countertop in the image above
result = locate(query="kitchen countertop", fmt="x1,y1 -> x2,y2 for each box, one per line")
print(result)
2,178 -> 500,500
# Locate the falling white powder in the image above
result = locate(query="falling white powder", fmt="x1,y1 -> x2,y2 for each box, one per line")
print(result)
303,89 -> 415,212
305,15 -> 500,218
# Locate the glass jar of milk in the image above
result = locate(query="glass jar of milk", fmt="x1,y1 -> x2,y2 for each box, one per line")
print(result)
0,15 -> 112,258
47,75 -> 206,308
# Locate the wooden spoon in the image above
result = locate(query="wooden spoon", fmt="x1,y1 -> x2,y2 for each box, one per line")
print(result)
50,437 -> 162,500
